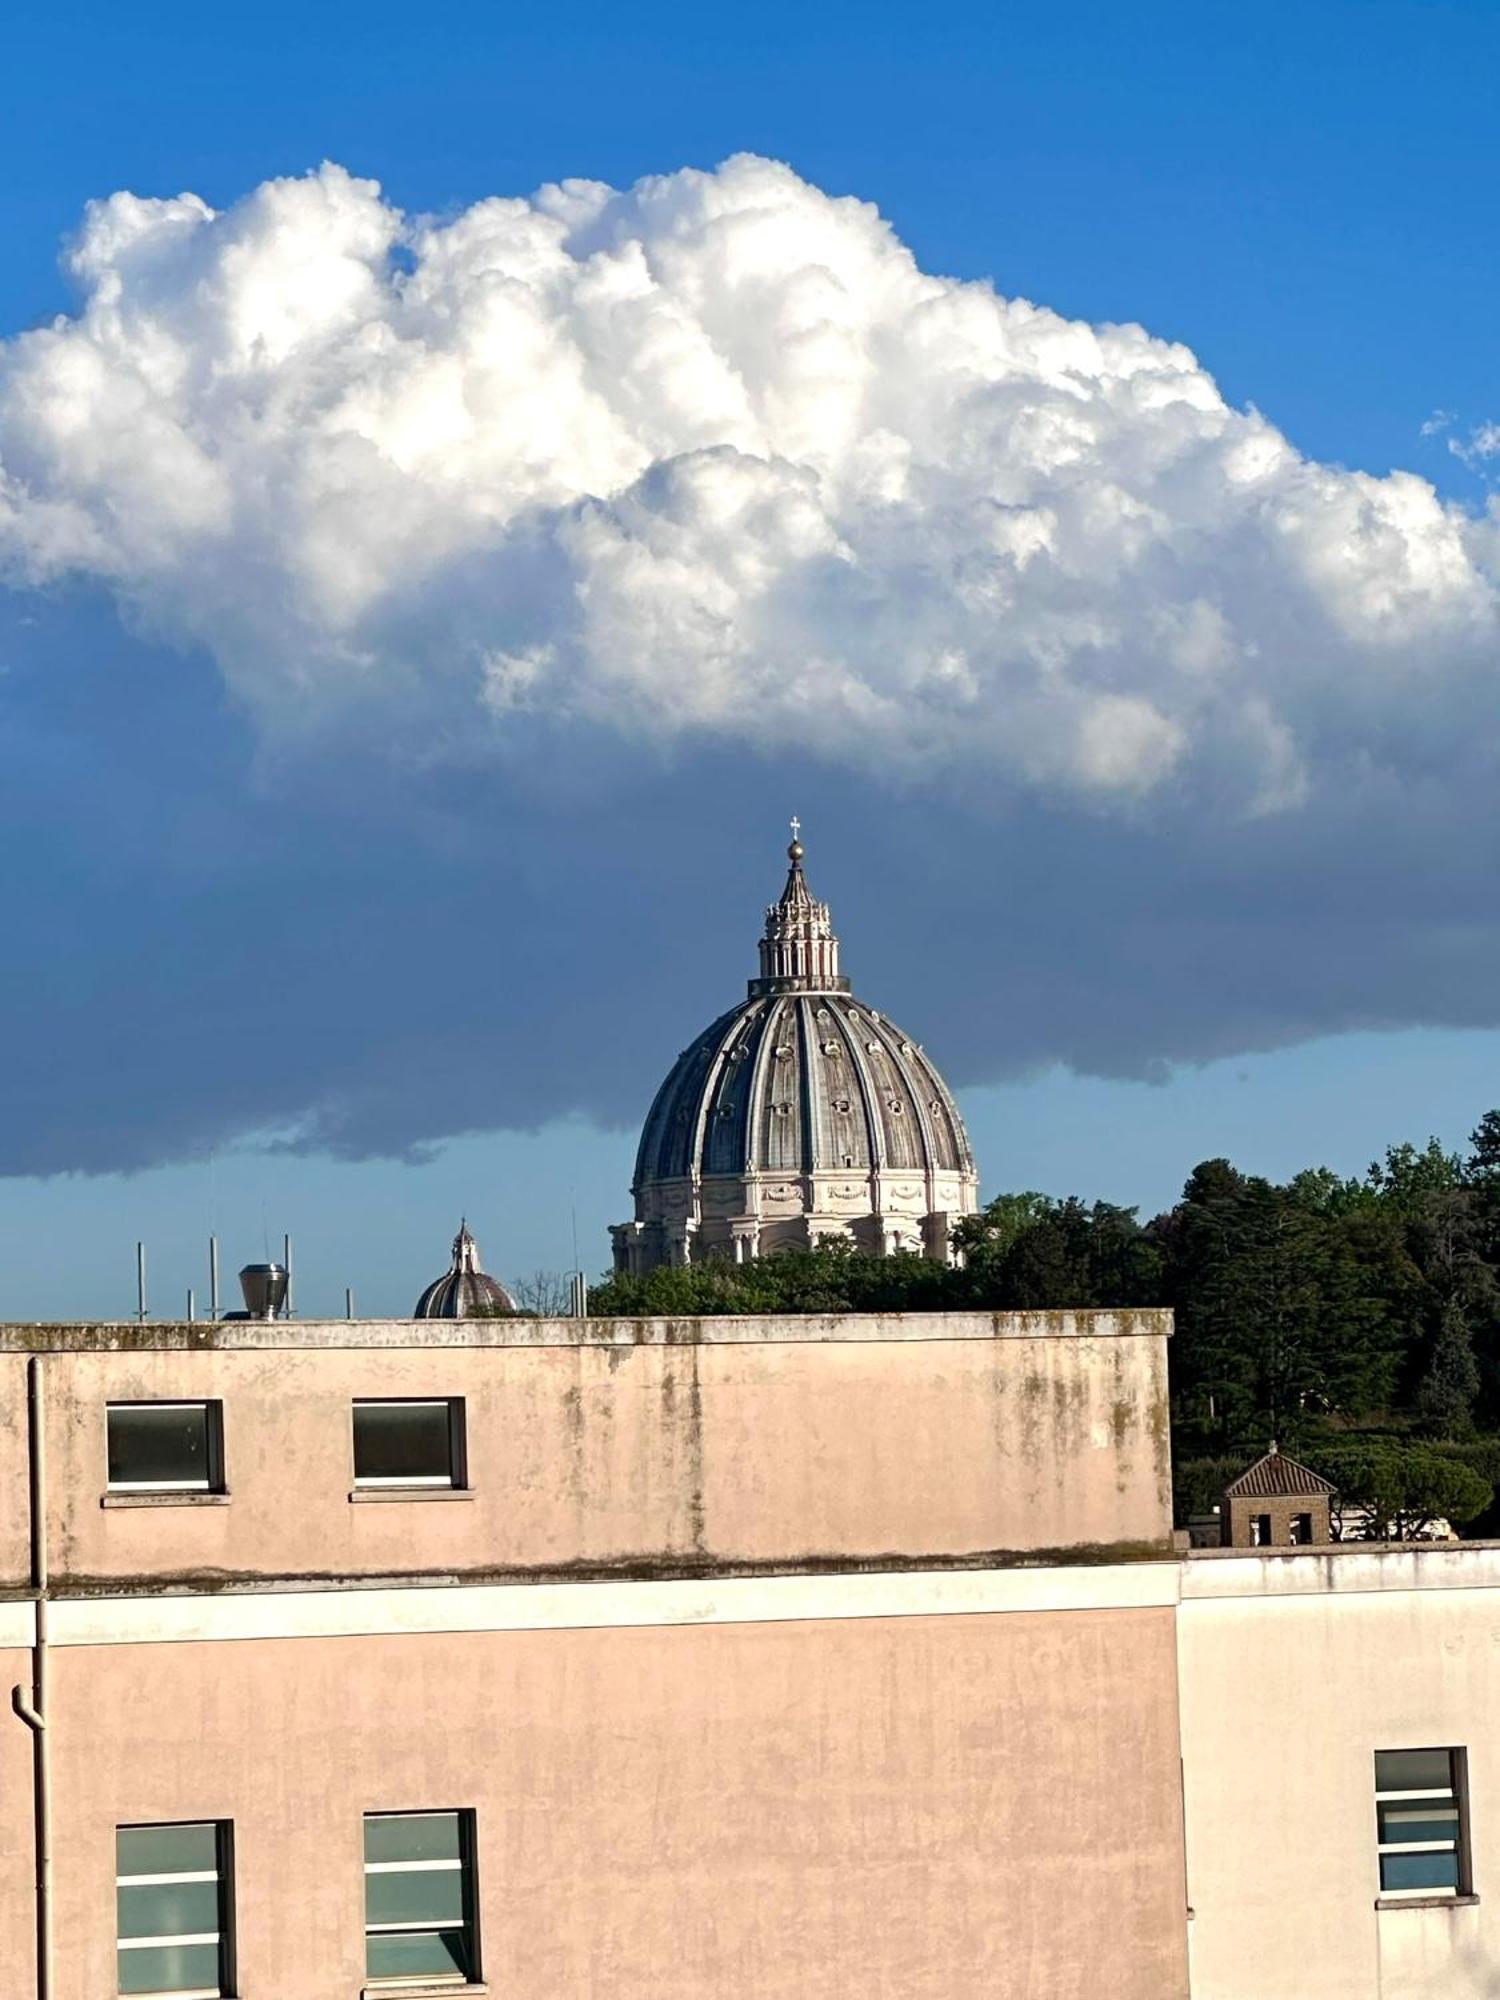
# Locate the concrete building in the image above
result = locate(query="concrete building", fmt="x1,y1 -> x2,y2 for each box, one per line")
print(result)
1,1305 -> 1498,1999
612,832 -> 980,1272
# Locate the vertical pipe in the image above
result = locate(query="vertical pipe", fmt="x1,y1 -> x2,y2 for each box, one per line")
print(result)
186,1288 -> 196,1324
209,1236 -> 220,1321
135,1243 -> 147,1323
284,1234 -> 294,1319
345,1287 -> 354,1322
11,1355 -> 52,2000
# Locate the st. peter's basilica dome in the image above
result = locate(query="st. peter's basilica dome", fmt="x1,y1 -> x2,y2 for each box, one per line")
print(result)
611,830 -> 979,1272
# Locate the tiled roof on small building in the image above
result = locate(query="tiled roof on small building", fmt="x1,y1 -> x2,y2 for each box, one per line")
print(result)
1224,1444 -> 1336,1499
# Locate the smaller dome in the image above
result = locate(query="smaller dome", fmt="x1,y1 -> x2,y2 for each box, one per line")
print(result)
414,1221 -> 516,1319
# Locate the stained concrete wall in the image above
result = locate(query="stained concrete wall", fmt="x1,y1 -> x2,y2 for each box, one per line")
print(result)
0,1312 -> 1173,1586
1178,1546 -> 1500,2000
43,1604 -> 1189,2000
0,1356 -> 32,1588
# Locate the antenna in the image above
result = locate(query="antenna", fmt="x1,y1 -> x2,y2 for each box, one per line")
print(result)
283,1233 -> 294,1319
135,1242 -> 147,1324
209,1236 -> 220,1321
345,1286 -> 355,1322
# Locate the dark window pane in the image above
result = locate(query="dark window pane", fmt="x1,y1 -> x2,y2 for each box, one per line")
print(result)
366,1866 -> 465,1928
117,1878 -> 220,1941
1379,1800 -> 1460,1847
366,1928 -> 471,1979
353,1402 -> 454,1484
118,1939 -> 223,1994
365,1811 -> 463,1865
117,1823 -> 220,1876
107,1405 -> 213,1488
1380,1848 -> 1460,1893
1376,1750 -> 1454,1795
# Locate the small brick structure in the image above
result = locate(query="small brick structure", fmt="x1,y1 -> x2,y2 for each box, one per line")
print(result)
1221,1443 -> 1335,1548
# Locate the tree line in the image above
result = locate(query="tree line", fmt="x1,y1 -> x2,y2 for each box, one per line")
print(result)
586,1110 -> 1500,1533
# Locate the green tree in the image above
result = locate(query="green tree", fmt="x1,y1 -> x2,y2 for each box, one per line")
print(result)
1414,1295 -> 1483,1436
953,1193 -> 1160,1310
1158,1161 -> 1406,1448
1317,1440 -> 1492,1540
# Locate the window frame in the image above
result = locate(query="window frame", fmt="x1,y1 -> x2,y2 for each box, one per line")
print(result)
363,1807 -> 480,1986
115,1817 -> 235,1999
351,1398 -> 468,1492
106,1401 -> 225,1495
1373,1747 -> 1472,1901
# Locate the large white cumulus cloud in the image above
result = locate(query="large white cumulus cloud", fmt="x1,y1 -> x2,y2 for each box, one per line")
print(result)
2,153 -> 1498,809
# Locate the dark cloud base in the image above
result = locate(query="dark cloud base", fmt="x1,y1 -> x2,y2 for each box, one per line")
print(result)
2,583 -> 1497,1179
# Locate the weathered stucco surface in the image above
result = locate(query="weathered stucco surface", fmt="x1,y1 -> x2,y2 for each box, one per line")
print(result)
44,1607 -> 1189,1999
0,1357 -> 32,1588
4,1312 -> 1173,1587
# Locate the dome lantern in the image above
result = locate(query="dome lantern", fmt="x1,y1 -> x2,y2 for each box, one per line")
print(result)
751,825 -> 851,997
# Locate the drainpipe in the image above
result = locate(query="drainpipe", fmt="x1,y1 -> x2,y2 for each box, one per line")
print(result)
11,1354 -> 52,2000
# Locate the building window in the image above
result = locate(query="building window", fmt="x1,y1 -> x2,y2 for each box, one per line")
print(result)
107,1403 -> 224,1493
1250,1513 -> 1272,1546
352,1399 -> 466,1489
364,1810 -> 478,1982
1291,1512 -> 1314,1544
1374,1748 -> 1470,1897
116,1820 -> 232,1996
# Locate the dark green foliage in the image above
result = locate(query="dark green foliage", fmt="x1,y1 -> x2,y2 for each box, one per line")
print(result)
1313,1438 -> 1492,1539
1414,1298 -> 1482,1437
588,1238 -> 955,1320
1171,1454 -> 1245,1525
952,1194 -> 1162,1309
1155,1159 -> 1409,1450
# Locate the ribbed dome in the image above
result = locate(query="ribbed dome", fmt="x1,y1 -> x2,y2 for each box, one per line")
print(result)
636,992 -> 974,1186
414,1222 -> 516,1318
613,830 -> 979,1271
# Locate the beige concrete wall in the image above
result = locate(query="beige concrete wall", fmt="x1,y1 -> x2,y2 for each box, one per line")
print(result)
9,1314 -> 1172,1586
1178,1549 -> 1500,2000
0,1641 -> 37,1996
43,1602 -> 1189,2000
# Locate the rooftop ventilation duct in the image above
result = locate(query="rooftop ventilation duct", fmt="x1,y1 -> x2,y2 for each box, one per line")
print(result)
238,1262 -> 288,1320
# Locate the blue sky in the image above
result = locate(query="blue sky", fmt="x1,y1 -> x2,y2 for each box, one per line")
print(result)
1,1 -> 1498,1317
